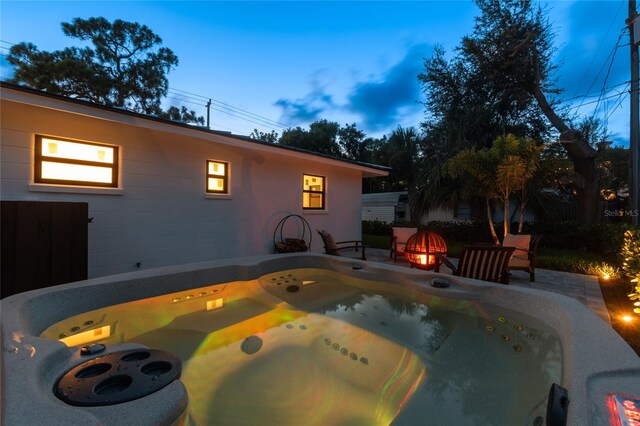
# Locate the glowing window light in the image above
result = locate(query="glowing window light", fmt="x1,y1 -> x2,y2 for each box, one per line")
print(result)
35,135 -> 118,187
206,298 -> 224,311
42,138 -> 114,163
208,161 -> 225,176
206,160 -> 229,194
302,174 -> 325,209
59,325 -> 111,347
208,178 -> 225,192
41,162 -> 114,183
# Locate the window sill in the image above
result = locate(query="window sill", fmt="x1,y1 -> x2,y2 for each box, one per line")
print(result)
302,210 -> 328,215
29,183 -> 123,195
204,193 -> 232,200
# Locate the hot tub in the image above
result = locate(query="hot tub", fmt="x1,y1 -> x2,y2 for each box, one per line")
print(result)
1,254 -> 639,425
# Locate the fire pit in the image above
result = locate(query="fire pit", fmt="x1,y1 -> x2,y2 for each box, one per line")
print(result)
404,230 -> 447,270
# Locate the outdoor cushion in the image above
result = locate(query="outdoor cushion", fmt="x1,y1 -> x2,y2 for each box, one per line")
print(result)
392,227 -> 417,253
318,229 -> 338,252
503,234 -> 531,260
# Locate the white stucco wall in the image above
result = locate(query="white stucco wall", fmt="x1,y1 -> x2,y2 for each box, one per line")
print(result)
1,90 -> 383,278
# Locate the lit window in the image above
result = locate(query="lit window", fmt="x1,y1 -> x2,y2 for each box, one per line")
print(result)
34,135 -> 118,187
303,174 -> 325,209
207,160 -> 229,194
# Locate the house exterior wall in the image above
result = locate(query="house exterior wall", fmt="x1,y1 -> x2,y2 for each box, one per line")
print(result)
1,95 -> 372,278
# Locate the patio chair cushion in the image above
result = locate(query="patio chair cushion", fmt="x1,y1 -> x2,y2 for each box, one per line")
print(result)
392,227 -> 417,253
503,234 -> 531,260
318,229 -> 338,252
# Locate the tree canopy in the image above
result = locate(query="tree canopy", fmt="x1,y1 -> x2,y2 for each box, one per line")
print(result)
278,119 -> 375,160
7,17 -> 202,124
420,0 -> 604,223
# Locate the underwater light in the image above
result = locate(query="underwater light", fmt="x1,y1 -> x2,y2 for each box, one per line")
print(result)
59,325 -> 111,347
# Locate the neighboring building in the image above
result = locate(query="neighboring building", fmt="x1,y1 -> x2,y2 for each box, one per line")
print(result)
361,191 -> 407,223
361,191 -> 471,224
1,83 -> 388,280
422,206 -> 469,223
362,189 -> 540,225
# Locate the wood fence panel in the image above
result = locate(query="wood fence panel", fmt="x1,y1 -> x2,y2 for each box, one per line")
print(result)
1,201 -> 88,298
1,202 -> 17,296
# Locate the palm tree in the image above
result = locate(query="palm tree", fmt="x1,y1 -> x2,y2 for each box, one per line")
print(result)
446,134 -> 540,242
387,127 -> 423,225
446,148 -> 501,243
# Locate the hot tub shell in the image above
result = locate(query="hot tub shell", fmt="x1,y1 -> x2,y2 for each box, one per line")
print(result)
1,253 -> 639,425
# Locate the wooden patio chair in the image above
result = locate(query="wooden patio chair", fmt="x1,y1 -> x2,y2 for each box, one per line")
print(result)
435,245 -> 515,284
503,234 -> 543,282
317,229 -> 366,260
390,226 -> 418,262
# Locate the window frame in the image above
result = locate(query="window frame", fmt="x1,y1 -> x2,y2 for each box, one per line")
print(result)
34,135 -> 119,188
206,160 -> 230,194
302,173 -> 326,210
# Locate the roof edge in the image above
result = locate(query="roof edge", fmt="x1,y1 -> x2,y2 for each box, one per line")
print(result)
0,82 -> 390,175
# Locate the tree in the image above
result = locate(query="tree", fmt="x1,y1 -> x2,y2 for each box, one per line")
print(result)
7,17 -> 203,123
597,145 -> 630,205
446,134 -> 540,242
337,123 -> 366,160
250,129 -> 279,144
459,0 -> 601,223
418,18 -> 553,224
279,120 -> 342,157
447,148 -> 502,243
158,106 -> 205,125
386,127 -> 425,225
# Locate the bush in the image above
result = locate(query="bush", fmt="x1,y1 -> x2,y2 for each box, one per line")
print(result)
522,222 -> 639,257
621,229 -> 640,314
362,220 -> 392,236
424,221 -> 491,244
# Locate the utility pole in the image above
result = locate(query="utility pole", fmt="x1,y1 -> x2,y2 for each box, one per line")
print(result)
206,99 -> 212,129
630,0 -> 639,225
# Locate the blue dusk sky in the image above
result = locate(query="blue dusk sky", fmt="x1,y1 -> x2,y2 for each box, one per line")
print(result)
0,1 -> 633,146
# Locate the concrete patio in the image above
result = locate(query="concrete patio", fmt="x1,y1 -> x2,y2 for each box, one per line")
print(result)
365,247 -> 611,325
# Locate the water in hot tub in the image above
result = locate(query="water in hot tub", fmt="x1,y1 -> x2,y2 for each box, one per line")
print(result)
41,269 -> 562,425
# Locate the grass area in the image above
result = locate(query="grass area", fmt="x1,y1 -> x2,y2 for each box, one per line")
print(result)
536,247 -> 609,274
362,234 -> 391,249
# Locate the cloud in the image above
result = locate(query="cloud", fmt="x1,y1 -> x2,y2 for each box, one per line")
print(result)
551,1 -> 630,146
274,44 -> 433,133
346,44 -> 433,131
274,84 -> 335,125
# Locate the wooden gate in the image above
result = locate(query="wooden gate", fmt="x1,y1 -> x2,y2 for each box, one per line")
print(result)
1,201 -> 88,298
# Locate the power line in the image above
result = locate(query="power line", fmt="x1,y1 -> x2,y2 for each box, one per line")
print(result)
0,37 -> 289,133
591,29 -> 628,120
604,90 -> 629,123
168,87 -> 288,129
571,0 -> 626,99
558,80 -> 630,104
576,27 -> 627,111
566,85 -> 630,111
